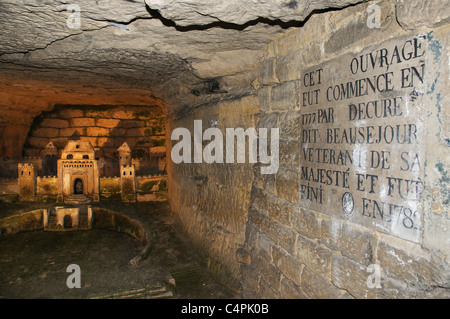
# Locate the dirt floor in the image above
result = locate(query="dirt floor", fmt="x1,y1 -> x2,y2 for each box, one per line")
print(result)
0,201 -> 240,299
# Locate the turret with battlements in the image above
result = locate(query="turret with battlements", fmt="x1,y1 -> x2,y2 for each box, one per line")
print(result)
18,163 -> 36,202
120,164 -> 136,202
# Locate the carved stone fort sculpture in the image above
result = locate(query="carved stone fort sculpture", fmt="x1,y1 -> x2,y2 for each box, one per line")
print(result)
17,140 -> 142,204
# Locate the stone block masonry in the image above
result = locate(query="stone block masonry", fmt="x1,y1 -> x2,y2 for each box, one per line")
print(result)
18,163 -> 36,202
241,0 -> 450,299
36,176 -> 58,200
158,0 -> 449,299
167,95 -> 259,292
23,105 -> 166,164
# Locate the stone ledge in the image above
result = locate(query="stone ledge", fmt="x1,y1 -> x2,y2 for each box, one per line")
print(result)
0,206 -> 152,266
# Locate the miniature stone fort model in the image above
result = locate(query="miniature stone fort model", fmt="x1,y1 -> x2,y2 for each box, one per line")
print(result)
57,140 -> 100,204
16,140 -> 148,204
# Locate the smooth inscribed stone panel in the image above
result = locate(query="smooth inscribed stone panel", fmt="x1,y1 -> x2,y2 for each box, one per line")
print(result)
294,33 -> 439,243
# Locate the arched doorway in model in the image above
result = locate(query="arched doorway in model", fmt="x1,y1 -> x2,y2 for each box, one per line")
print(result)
74,178 -> 84,195
63,215 -> 72,228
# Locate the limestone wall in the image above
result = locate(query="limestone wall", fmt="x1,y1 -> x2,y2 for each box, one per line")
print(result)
0,209 -> 45,236
0,174 -> 168,203
100,177 -> 121,201
167,95 -> 259,290
23,105 -> 166,167
0,124 -> 31,158
137,175 -> 166,191
100,175 -> 167,202
36,176 -> 58,195
136,175 -> 167,202
240,0 -> 450,298
35,176 -> 58,202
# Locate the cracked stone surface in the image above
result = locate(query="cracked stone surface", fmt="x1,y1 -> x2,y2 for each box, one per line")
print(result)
143,0 -> 363,26
0,0 -> 364,156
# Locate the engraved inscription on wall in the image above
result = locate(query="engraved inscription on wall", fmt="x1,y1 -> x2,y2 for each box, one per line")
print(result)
298,34 -> 431,242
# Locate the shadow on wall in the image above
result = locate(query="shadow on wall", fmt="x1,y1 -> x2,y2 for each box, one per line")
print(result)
0,124 -> 31,158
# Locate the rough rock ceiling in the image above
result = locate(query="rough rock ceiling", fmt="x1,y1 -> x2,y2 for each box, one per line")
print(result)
0,0 -> 364,120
